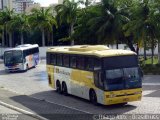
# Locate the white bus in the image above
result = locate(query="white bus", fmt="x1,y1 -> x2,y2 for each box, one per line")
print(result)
4,44 -> 39,72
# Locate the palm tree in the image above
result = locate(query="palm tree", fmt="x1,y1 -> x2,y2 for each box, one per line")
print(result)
0,8 -> 14,47
7,13 -> 30,45
29,7 -> 57,46
73,4 -> 101,44
124,0 -> 157,62
87,0 -> 129,48
55,0 -> 79,45
149,0 -> 160,64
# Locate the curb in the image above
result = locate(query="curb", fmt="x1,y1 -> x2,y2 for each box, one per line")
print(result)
0,101 -> 48,120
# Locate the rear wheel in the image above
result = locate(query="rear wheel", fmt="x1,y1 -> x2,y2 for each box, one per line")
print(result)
56,81 -> 61,93
62,82 -> 68,95
89,90 -> 97,105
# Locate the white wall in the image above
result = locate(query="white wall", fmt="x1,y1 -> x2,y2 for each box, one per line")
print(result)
0,44 -> 159,59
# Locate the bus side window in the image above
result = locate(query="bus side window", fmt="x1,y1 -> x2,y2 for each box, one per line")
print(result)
63,55 -> 69,67
47,52 -> 51,64
23,50 -> 26,58
85,57 -> 93,71
77,56 -> 84,70
70,56 -> 77,68
51,53 -> 56,65
94,58 -> 101,70
56,54 -> 62,66
94,71 -> 103,89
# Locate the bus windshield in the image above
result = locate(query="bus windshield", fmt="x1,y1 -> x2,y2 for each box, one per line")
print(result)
104,67 -> 141,91
102,55 -> 141,91
4,50 -> 23,65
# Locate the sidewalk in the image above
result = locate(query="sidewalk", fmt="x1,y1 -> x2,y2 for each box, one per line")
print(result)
0,88 -> 92,120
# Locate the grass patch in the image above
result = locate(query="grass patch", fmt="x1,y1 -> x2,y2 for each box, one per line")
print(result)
139,56 -> 160,74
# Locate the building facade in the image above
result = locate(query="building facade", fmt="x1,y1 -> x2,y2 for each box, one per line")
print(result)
13,0 -> 34,13
0,0 -> 13,10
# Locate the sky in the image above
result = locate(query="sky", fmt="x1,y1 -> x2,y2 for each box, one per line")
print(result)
34,0 -> 101,7
34,0 -> 58,7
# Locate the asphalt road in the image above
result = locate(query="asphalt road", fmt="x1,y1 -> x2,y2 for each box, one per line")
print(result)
0,60 -> 160,116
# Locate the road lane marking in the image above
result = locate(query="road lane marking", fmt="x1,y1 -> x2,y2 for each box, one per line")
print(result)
1,88 -> 92,114
0,101 -> 48,120
143,83 -> 160,85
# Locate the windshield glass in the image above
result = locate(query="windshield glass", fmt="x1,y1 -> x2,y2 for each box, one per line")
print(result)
123,67 -> 140,79
104,67 -> 141,91
4,50 -> 23,65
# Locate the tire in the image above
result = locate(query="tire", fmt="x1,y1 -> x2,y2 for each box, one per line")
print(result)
56,81 -> 61,93
62,82 -> 68,96
89,90 -> 98,105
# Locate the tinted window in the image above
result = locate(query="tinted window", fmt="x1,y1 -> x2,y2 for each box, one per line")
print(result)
50,53 -> 56,65
103,55 -> 138,70
57,54 -> 62,66
77,56 -> 84,69
63,55 -> 69,67
46,52 -> 51,64
94,58 -> 101,70
85,57 -> 93,71
70,56 -> 77,68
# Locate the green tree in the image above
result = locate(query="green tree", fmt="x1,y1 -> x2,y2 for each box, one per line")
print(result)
124,0 -> 158,63
55,0 -> 79,45
29,7 -> 57,46
0,8 -> 14,47
73,5 -> 101,44
87,0 -> 129,48
7,13 -> 30,45
149,0 -> 160,64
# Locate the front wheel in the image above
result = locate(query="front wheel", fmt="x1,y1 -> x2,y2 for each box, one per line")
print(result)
89,90 -> 97,105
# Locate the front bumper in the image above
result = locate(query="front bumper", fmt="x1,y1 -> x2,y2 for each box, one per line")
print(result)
104,88 -> 142,105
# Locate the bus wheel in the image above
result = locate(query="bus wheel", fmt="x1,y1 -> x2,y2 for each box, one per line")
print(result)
62,82 -> 68,96
56,81 -> 61,93
89,90 -> 97,105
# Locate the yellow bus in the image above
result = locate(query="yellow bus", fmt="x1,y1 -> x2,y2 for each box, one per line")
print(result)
46,45 -> 142,105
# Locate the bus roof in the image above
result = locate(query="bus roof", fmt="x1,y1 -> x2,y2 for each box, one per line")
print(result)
47,45 -> 136,57
5,44 -> 39,52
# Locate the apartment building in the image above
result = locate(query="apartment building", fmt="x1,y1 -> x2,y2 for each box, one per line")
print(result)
0,0 -> 13,10
13,0 -> 34,13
